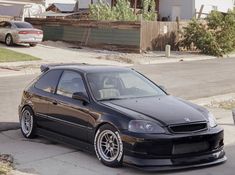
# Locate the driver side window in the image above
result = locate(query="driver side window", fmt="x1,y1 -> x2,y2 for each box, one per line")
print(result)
57,71 -> 87,98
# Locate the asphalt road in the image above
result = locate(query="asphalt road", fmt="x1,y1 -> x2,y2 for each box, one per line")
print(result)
1,58 -> 235,125
134,58 -> 235,99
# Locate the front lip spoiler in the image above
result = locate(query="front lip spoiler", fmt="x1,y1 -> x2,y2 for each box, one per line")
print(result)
123,150 -> 227,172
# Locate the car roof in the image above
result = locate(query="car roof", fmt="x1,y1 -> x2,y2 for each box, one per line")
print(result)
47,64 -> 132,74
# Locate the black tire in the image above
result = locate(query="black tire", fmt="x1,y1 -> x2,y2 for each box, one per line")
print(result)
30,44 -> 37,47
20,106 -> 37,139
94,124 -> 124,167
5,34 -> 13,46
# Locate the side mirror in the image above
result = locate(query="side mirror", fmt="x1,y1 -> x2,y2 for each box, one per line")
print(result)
72,92 -> 89,104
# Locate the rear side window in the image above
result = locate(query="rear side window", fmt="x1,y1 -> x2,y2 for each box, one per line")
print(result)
14,22 -> 33,28
35,70 -> 62,93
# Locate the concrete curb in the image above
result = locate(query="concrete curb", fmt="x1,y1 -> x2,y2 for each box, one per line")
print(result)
0,123 -> 20,132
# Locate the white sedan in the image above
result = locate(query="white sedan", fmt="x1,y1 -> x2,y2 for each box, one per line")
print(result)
0,21 -> 43,47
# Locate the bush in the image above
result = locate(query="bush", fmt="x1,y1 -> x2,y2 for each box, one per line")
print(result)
181,10 -> 235,56
89,0 -> 157,21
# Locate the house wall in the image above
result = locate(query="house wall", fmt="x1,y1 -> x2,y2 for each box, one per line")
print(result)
45,0 -> 76,7
159,0 -> 234,21
45,0 -> 112,8
195,0 -> 234,18
159,0 -> 194,21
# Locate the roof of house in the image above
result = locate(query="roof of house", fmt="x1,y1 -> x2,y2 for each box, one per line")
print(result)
50,3 -> 75,13
0,3 -> 24,16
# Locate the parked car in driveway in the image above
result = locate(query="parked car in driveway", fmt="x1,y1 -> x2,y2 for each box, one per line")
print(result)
0,21 -> 43,47
18,64 -> 226,171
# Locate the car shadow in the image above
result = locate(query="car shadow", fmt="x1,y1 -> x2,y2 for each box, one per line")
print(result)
0,42 -> 30,48
0,122 -> 19,132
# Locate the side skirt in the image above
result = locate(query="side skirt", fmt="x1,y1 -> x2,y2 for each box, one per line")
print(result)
36,128 -> 95,154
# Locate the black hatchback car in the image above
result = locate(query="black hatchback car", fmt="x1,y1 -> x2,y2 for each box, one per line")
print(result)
19,64 -> 226,171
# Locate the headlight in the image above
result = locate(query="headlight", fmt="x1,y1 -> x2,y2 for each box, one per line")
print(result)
128,120 -> 165,134
208,112 -> 217,128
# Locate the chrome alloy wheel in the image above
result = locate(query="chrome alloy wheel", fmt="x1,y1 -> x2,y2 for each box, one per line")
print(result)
97,130 -> 120,162
21,110 -> 33,136
6,35 -> 12,45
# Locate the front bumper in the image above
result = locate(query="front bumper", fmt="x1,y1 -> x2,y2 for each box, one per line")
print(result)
121,126 -> 226,171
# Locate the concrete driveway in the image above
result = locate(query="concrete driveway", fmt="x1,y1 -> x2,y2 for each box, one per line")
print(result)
0,107 -> 234,175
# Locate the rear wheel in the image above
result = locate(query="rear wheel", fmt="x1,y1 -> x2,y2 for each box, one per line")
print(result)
94,124 -> 124,167
20,106 -> 37,138
5,34 -> 13,46
29,44 -> 37,47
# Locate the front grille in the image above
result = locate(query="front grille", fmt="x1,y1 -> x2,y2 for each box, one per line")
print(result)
172,142 -> 210,155
169,122 -> 208,133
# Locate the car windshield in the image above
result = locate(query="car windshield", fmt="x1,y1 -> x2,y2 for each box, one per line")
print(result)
14,22 -> 33,28
87,70 -> 166,101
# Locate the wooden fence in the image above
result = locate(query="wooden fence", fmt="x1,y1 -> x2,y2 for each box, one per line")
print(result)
26,18 -> 188,52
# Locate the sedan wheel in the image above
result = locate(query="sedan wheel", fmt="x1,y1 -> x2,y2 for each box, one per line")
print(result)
30,44 -> 37,47
94,124 -> 123,167
5,34 -> 13,46
20,107 -> 36,138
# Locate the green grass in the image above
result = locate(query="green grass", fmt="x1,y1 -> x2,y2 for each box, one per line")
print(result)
0,48 -> 40,63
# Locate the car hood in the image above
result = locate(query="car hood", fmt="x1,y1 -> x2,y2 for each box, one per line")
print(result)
101,96 -> 207,126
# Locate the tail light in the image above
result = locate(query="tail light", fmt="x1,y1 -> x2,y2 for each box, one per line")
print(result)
18,30 -> 43,34
18,31 -> 29,34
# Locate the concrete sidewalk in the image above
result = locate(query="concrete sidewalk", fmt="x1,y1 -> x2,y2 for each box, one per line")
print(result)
0,107 -> 234,175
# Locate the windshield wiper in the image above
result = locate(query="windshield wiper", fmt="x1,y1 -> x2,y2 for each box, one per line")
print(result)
99,98 -> 123,101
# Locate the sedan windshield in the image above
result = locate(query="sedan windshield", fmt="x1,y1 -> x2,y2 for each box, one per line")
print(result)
13,22 -> 33,28
87,70 -> 166,101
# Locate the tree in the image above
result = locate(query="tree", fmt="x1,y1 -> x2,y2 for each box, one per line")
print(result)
89,0 -> 157,21
181,10 -> 235,56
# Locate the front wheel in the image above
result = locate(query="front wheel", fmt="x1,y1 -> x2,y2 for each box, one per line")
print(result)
94,124 -> 124,167
20,107 -> 37,138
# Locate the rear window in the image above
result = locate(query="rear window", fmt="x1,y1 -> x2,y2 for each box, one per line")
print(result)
35,70 -> 62,93
14,22 -> 33,28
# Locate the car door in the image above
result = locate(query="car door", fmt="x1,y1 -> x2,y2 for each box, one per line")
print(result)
0,22 -> 6,41
47,70 -> 92,142
32,69 -> 63,128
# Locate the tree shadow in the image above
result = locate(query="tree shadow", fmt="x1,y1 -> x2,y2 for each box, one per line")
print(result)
151,32 -> 178,51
